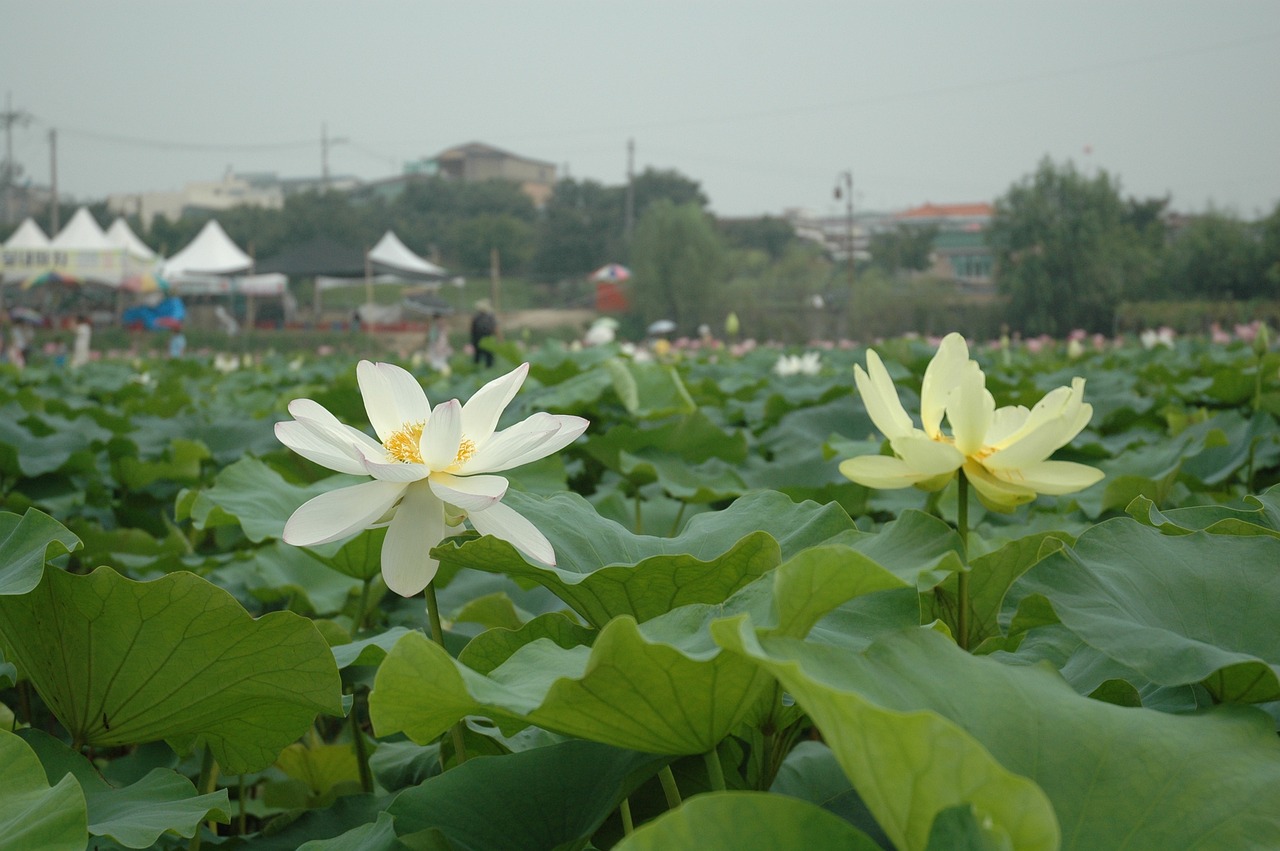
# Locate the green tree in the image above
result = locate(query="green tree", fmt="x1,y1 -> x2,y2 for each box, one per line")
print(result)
868,224 -> 937,273
988,158 -> 1151,335
532,178 -> 625,280
718,216 -> 800,260
1158,210 -> 1264,300
452,214 -> 535,274
1262,201 -> 1280,293
630,200 -> 726,329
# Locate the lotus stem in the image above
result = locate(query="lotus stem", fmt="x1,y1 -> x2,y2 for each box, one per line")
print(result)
703,747 -> 726,792
354,576 -> 373,632
957,470 -> 971,651
634,490 -> 643,534
669,501 -> 687,537
657,764 -> 683,809
350,691 -> 373,793
188,745 -> 218,850
620,798 -> 634,835
425,582 -> 468,765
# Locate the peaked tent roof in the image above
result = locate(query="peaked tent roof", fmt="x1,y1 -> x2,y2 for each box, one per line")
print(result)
368,231 -> 446,278
256,236 -> 366,277
3,218 -> 51,249
106,218 -> 157,261
50,207 -> 113,251
162,219 -> 253,276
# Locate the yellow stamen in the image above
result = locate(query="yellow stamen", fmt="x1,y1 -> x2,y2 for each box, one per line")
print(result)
384,421 -> 425,463
454,437 -> 477,466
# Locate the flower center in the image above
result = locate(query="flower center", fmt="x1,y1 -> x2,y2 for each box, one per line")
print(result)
384,421 -> 425,464
454,437 -> 477,466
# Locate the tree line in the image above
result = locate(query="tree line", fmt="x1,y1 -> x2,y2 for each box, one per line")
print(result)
50,157 -> 1280,341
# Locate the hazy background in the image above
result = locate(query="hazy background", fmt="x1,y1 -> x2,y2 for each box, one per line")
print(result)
3,1 -> 1277,218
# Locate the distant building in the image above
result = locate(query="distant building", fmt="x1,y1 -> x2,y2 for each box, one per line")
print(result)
783,207 -> 875,262
107,168 -> 360,228
403,142 -> 557,208
893,202 -> 994,288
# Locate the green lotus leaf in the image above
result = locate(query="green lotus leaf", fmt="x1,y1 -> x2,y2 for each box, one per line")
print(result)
186,455 -> 347,543
0,728 -> 87,850
769,740 -> 892,846
331,626 -> 414,669
370,616 -> 770,754
0,567 -> 343,774
1007,518 -> 1280,702
452,591 -> 529,631
613,791 -> 882,851
19,728 -> 229,848
218,540 -> 360,616
388,740 -> 665,851
925,530 -> 1071,651
297,811 -> 400,851
0,412 -> 112,477
584,408 -> 748,471
457,612 -> 597,675
619,450 -> 749,502
1127,486 -> 1280,539
433,489 -> 855,626
605,357 -> 697,418
112,437 -> 210,490
718,620 -> 1280,851
373,543 -> 906,754
0,508 -> 81,596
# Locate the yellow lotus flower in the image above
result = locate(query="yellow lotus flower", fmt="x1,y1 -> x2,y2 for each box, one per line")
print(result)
839,333 -> 1103,511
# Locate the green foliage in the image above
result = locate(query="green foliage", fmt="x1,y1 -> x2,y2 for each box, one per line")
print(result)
630,200 -> 727,328
868,223 -> 937,273
989,158 -> 1154,335
2,338 -> 1280,847
1156,210 -> 1266,300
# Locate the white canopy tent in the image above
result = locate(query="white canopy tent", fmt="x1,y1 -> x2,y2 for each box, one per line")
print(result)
2,207 -> 154,286
162,219 -> 286,298
368,231 -> 447,278
106,218 -> 157,262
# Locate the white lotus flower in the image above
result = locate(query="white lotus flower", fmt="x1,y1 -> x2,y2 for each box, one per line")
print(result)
774,351 -> 822,376
276,361 -> 588,596
839,333 -> 1103,511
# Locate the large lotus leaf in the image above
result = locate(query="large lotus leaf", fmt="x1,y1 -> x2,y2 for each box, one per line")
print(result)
370,616 -> 770,754
842,510 -> 964,590
433,490 -> 855,626
619,450 -> 749,502
0,728 -> 87,850
0,507 -> 81,596
297,811 -> 400,851
113,437 -> 210,490
716,620 -> 1057,851
331,626 -> 414,669
1127,487 -> 1280,539
0,567 -> 343,774
1006,518 -> 1280,703
1177,411 -> 1279,487
373,543 -> 905,754
457,611 -> 597,675
0,411 -> 112,477
613,791 -> 882,851
184,455 -> 348,543
716,622 -> 1280,851
584,409 -> 749,471
925,530 -> 1071,651
605,357 -> 697,418
770,740 -> 894,846
217,540 -> 360,616
386,739 -> 663,851
19,728 -> 230,848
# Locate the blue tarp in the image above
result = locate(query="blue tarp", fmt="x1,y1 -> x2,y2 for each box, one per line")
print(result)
122,296 -> 186,330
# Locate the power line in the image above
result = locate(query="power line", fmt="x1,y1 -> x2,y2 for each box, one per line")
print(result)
27,117 -> 316,152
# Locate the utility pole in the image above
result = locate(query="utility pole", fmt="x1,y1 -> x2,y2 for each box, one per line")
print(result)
2,92 -> 34,226
624,138 -> 635,240
321,122 -> 348,190
48,128 -> 59,234
833,170 -> 855,340
834,170 -> 854,294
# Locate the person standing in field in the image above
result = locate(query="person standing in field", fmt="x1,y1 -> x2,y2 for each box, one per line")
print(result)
470,300 -> 497,367
71,315 -> 93,367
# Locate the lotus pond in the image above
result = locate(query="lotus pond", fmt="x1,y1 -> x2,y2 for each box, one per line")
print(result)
1,331 -> 1279,850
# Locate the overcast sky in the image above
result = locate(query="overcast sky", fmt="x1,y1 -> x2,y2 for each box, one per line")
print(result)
3,1 -> 1278,220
